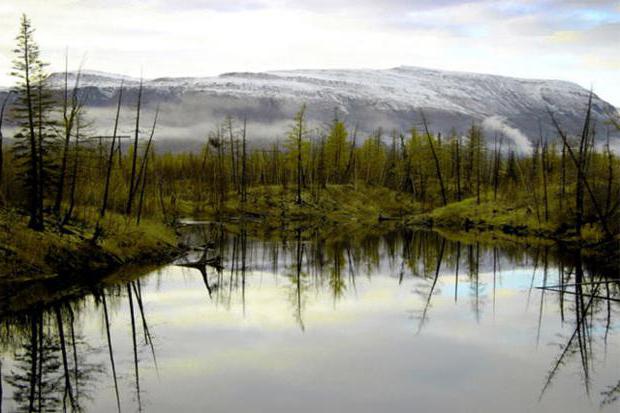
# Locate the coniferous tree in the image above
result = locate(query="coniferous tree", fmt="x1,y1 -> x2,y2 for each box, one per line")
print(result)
325,113 -> 349,183
287,105 -> 308,205
10,14 -> 56,230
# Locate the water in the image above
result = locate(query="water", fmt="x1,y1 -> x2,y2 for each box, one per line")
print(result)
0,225 -> 618,412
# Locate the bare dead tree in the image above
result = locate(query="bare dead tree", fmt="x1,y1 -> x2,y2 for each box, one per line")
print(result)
548,97 -> 613,239
100,82 -> 124,218
241,117 -> 248,204
61,115 -> 81,226
126,76 -> 143,215
54,54 -> 84,215
455,131 -> 462,201
225,115 -> 238,193
0,91 -> 15,186
539,124 -> 549,222
421,112 -> 447,206
136,106 -> 159,224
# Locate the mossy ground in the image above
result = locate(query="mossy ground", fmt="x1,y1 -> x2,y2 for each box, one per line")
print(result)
0,207 -> 179,282
405,194 -> 607,244
187,184 -> 420,225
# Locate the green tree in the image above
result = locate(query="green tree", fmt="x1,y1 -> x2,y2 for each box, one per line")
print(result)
10,14 -> 56,230
286,105 -> 309,205
325,115 -> 349,183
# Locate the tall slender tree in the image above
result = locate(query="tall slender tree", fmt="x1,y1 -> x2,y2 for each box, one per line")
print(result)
288,104 -> 308,205
127,77 -> 143,214
53,53 -> 84,215
0,91 -> 14,186
10,14 -> 54,230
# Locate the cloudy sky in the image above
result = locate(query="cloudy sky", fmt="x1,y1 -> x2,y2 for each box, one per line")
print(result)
0,0 -> 619,105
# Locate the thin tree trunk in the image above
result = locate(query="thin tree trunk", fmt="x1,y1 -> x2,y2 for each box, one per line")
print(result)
136,155 -> 149,225
540,134 -> 549,222
55,306 -> 75,410
102,293 -> 122,413
54,59 -> 82,215
22,31 -> 43,230
127,77 -> 143,215
421,112 -> 447,206
36,81 -> 45,227
605,132 -> 614,217
134,107 -> 159,223
296,108 -> 305,205
0,92 -> 13,187
28,316 -> 38,413
127,283 -> 142,410
549,104 -> 613,239
227,116 -> 238,193
560,142 -> 566,211
101,83 -> 124,218
455,134 -> 461,201
241,117 -> 248,203
62,117 -> 80,226
476,132 -> 482,205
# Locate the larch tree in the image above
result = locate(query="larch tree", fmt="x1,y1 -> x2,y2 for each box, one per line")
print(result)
325,113 -> 349,184
10,14 -> 56,230
287,104 -> 309,205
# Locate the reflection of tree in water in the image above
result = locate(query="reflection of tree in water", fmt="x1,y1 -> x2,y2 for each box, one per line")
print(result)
287,229 -> 309,331
535,251 -> 620,408
602,380 -> 620,407
7,313 -> 63,412
3,304 -> 103,412
179,224 -> 619,408
467,243 -> 487,323
326,240 -> 347,303
3,225 -> 615,410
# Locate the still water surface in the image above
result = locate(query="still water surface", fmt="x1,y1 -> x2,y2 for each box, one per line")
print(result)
1,225 -> 618,412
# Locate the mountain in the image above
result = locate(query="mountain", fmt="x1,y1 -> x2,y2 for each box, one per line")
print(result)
2,66 -> 618,152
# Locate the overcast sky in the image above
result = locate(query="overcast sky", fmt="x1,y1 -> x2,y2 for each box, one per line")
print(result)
1,0 -> 619,105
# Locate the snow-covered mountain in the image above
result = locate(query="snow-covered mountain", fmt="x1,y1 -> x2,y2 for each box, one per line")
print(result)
3,66 -> 619,151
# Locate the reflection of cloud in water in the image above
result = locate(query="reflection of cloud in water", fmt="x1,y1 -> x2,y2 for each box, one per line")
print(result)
1,229 -> 618,413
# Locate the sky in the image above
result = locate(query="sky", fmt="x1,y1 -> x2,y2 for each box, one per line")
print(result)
0,0 -> 619,105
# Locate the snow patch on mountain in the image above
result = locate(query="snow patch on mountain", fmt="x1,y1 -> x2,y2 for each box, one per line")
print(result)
3,66 -> 618,148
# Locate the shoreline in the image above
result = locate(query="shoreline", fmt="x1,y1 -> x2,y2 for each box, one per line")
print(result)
1,186 -> 618,292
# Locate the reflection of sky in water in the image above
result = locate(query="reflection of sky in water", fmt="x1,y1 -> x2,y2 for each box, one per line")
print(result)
1,239 -> 619,413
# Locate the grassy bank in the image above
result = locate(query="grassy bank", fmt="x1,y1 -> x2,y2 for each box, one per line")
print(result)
414,196 -> 606,242
0,207 -> 180,283
186,185 -> 617,253
186,184 -> 420,226
2,185 -> 616,285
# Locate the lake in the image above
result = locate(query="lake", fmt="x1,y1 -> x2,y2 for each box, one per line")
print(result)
1,223 -> 618,412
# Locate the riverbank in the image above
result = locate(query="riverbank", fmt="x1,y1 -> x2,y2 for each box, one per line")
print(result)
190,185 -> 613,243
191,185 -> 618,266
0,207 -> 181,283
1,185 -> 617,286
185,184 -> 420,226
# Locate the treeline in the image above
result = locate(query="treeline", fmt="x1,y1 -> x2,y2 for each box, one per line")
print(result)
1,15 -> 619,240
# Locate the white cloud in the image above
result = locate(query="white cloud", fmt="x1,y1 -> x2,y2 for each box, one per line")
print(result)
482,116 -> 533,154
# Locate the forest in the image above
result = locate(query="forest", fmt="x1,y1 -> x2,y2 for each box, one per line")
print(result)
1,8 -> 620,413
0,14 -> 619,281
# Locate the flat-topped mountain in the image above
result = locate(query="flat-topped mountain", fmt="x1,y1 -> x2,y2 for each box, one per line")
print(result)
2,66 -> 618,151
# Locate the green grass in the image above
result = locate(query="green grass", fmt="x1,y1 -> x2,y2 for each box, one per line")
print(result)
418,194 -> 606,244
194,184 -> 421,226
0,207 -> 179,282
